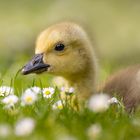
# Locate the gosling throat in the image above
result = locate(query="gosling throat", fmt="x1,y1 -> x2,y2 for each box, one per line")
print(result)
65,56 -> 97,100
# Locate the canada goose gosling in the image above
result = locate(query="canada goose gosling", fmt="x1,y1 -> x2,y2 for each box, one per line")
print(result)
22,22 -> 97,103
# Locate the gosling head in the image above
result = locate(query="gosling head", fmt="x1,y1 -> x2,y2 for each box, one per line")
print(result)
22,22 -> 95,79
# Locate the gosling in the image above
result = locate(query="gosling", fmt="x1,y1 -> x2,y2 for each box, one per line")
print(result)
22,22 -> 140,111
22,22 -> 98,103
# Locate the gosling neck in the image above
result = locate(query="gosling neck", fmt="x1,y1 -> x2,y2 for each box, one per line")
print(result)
66,59 -> 97,100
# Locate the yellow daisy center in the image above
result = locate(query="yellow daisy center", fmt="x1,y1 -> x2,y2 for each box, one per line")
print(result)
25,96 -> 33,103
57,105 -> 63,109
45,90 -> 51,95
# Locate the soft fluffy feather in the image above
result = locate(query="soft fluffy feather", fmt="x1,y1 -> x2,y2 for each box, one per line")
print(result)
99,65 -> 140,111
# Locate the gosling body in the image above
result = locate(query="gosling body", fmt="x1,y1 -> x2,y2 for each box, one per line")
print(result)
100,65 -> 140,111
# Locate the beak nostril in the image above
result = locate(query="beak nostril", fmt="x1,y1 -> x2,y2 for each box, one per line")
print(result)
31,53 -> 44,66
32,60 -> 36,65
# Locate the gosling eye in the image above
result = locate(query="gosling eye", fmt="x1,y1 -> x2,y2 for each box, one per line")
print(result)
54,43 -> 65,51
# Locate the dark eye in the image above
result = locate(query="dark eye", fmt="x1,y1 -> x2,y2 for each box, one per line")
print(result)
55,43 -> 65,51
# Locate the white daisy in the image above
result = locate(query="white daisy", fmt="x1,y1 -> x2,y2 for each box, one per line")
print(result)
68,87 -> 75,93
14,118 -> 35,136
87,124 -> 102,139
21,91 -> 37,105
2,95 -> 18,108
52,100 -> 64,110
0,86 -> 14,96
108,97 -> 119,104
42,87 -> 55,98
24,87 -> 41,95
88,94 -> 110,113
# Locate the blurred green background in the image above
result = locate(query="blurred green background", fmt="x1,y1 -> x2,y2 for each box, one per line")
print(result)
0,0 -> 140,84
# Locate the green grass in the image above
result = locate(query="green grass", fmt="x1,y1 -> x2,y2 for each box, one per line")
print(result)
0,60 -> 140,140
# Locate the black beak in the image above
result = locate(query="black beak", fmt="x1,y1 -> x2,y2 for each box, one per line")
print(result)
22,54 -> 50,75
